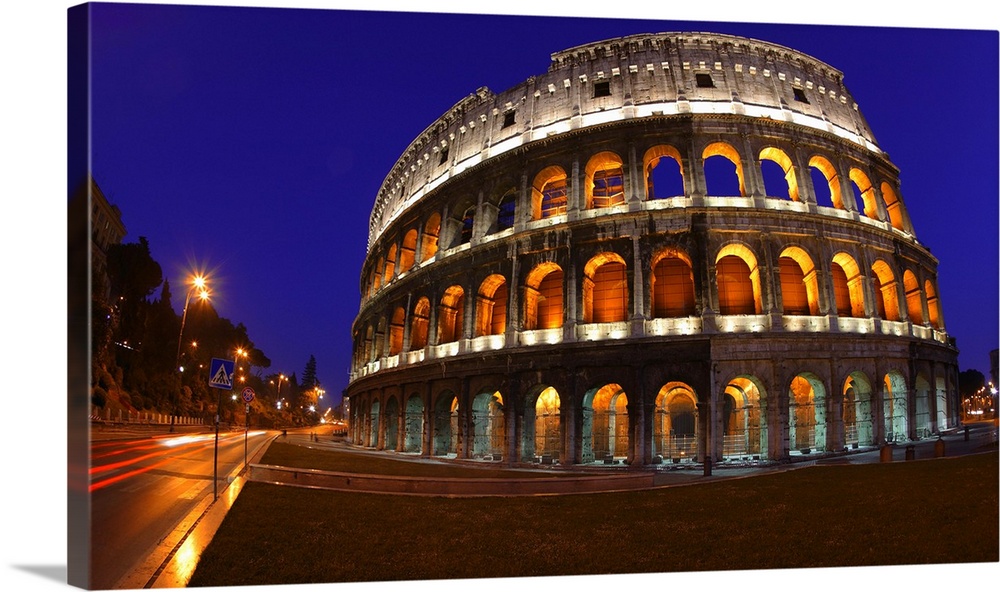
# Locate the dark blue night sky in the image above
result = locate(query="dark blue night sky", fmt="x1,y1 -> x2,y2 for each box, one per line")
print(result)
86,3 -> 998,404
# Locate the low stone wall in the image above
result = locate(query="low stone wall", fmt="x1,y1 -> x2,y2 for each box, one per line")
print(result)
248,463 -> 655,497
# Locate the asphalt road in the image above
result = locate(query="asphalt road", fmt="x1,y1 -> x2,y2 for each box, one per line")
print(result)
88,426 -> 275,590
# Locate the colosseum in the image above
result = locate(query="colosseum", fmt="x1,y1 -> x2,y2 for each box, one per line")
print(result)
345,32 -> 960,467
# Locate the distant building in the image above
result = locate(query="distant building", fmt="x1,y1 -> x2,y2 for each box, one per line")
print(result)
346,32 -> 960,465
90,177 -> 127,299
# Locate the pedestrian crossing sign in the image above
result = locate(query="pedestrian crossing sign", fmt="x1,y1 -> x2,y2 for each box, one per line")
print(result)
209,358 -> 236,389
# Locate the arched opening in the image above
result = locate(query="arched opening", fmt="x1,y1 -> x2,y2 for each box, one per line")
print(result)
409,297 -> 430,350
871,260 -> 901,321
881,182 -> 905,230
778,246 -> 819,315
496,190 -> 516,231
388,306 -> 405,356
373,256 -> 384,291
437,285 -> 465,344
903,270 -> 924,325
643,144 -> 684,199
524,262 -> 564,330
583,252 -> 628,323
651,249 -> 696,318
383,396 -> 399,451
403,394 -> 424,453
849,168 -> 879,219
475,274 -> 507,337
914,375 -> 932,438
459,206 -> 475,245
844,372 -> 875,448
384,244 -> 397,284
525,387 -> 561,462
582,384 -> 629,463
432,392 -> 459,456
925,280 -> 941,329
368,399 -> 381,448
831,253 -> 865,318
808,155 -> 843,209
653,383 -> 699,462
884,372 -> 908,442
703,142 -> 745,196
585,151 -> 625,209
471,390 -> 506,459
789,374 -> 827,453
722,376 -> 768,459
421,213 -> 440,262
759,146 -> 799,201
399,229 -> 417,273
532,166 -> 568,219
935,376 -> 949,432
716,244 -> 762,315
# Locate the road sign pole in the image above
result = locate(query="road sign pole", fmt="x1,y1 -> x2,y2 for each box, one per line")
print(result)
244,404 -> 249,470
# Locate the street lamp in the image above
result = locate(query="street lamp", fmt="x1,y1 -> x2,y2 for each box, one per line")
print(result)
172,274 -> 208,432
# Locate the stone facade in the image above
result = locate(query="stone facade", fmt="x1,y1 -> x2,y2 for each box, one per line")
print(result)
344,32 -> 959,466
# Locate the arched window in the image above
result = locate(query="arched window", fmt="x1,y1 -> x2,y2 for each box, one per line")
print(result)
459,206 -> 475,245
524,263 -> 563,330
497,191 -> 516,231
881,182 -> 906,231
373,256 -> 384,290
831,253 -> 865,318
703,142 -> 745,197
808,155 -> 843,209
903,270 -> 924,324
849,168 -> 878,219
925,279 -> 941,329
532,166 -> 568,219
778,246 -> 819,315
388,306 -> 405,356
759,147 -> 799,201
586,151 -> 625,208
475,274 -> 507,337
871,260 -> 900,321
384,244 -> 397,284
409,297 -> 430,350
583,253 -> 628,323
651,249 -> 696,318
643,145 -> 684,199
421,213 -> 440,261
716,244 -> 761,315
399,229 -> 417,273
438,285 -> 465,344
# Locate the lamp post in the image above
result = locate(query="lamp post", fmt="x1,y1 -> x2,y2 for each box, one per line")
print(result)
172,275 -> 208,432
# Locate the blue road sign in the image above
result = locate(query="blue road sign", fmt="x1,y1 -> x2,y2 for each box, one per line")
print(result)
209,358 -> 236,389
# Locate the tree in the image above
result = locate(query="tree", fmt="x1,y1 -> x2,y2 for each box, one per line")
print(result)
301,355 -> 318,392
959,369 -> 986,398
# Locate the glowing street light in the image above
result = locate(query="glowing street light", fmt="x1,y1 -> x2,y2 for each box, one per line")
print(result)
175,275 -> 210,372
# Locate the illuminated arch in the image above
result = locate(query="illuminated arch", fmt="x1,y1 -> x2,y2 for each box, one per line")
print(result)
871,260 -> 901,321
789,373 -> 827,453
831,252 -> 866,318
778,245 -> 820,315
843,372 -> 875,447
722,376 -> 769,458
399,229 -> 417,273
702,142 -> 745,197
475,274 -> 508,337
471,390 -> 506,458
388,306 -> 405,355
528,387 -> 562,460
583,384 -> 629,462
437,285 -> 465,344
585,151 -> 626,209
653,382 -> 699,461
524,262 -> 564,330
903,270 -> 924,324
583,252 -> 628,323
808,155 -> 843,209
373,255 -> 384,290
421,213 -> 440,261
383,243 -> 397,284
759,146 -> 799,201
650,248 -> 696,318
925,279 -> 941,329
716,243 -> 762,315
643,144 -> 684,199
849,168 -> 879,219
431,391 -> 459,456
403,394 -> 424,453
881,182 -> 905,230
884,372 -> 909,441
409,296 -> 430,350
531,166 -> 568,219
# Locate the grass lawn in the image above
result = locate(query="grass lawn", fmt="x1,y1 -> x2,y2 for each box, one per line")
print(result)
188,448 -> 998,588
